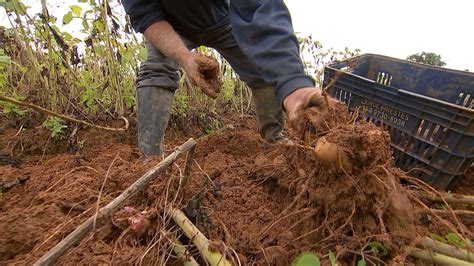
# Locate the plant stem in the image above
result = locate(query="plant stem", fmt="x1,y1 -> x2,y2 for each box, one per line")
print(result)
169,208 -> 232,266
409,248 -> 472,265
419,237 -> 474,262
0,94 -> 128,131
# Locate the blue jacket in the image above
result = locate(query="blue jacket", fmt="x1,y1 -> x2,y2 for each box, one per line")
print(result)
122,0 -> 314,103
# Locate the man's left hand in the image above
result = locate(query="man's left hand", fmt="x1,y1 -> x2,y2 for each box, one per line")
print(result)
181,52 -> 222,99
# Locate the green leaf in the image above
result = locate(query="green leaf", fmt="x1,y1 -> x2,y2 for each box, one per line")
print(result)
82,18 -> 89,30
368,241 -> 388,256
11,0 -> 27,15
0,55 -> 11,64
430,233 -> 446,243
62,11 -> 73,25
293,252 -> 321,266
357,259 -> 366,266
328,251 -> 337,266
70,5 -> 82,16
138,46 -> 148,61
78,0 -> 87,2
445,233 -> 467,249
62,32 -> 73,42
42,117 -> 67,138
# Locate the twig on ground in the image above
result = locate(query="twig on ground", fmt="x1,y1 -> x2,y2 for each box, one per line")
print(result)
181,145 -> 196,186
94,153 -> 120,227
33,138 -> 196,266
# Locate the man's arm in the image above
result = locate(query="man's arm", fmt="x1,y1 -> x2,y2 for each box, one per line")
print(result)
229,0 -> 323,125
143,21 -> 190,67
122,0 -> 163,33
121,0 -> 222,98
144,22 -> 221,98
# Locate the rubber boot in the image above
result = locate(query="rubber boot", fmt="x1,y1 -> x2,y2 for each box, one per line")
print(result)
137,86 -> 174,156
252,87 -> 286,143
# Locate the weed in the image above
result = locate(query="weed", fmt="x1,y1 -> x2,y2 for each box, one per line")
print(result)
42,116 -> 68,138
293,252 -> 321,266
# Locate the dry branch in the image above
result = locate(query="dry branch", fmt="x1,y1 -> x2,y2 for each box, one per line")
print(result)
33,138 -> 197,266
181,145 -> 196,186
419,237 -> 474,262
169,208 -> 232,266
0,94 -> 128,131
409,248 -> 473,265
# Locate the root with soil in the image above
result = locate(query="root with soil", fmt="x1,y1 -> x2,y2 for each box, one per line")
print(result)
263,91 -> 473,263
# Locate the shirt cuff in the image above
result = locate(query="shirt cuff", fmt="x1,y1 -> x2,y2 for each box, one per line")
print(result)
135,14 -> 164,33
276,75 -> 315,106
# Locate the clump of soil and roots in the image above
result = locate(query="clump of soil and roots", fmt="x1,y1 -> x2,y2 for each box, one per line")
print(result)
0,98 -> 473,265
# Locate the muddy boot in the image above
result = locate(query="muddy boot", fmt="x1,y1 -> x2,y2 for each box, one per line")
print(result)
137,87 -> 174,156
252,86 -> 287,143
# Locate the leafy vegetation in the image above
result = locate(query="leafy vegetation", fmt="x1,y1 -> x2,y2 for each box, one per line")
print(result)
407,51 -> 446,66
0,0 -> 359,137
293,252 -> 321,266
42,116 -> 67,138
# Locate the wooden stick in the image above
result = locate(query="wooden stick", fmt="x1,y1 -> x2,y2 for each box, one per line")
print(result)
418,237 -> 474,262
0,94 -> 128,131
169,208 -> 232,266
34,138 -> 197,266
409,248 -> 472,265
181,145 -> 196,186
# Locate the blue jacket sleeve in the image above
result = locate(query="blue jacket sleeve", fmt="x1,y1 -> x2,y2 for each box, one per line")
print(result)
229,0 -> 315,104
122,0 -> 164,33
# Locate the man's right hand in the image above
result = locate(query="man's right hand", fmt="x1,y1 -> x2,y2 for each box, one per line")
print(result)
284,87 -> 338,133
180,52 -> 222,99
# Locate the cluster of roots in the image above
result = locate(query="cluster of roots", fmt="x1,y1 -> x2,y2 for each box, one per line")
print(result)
272,93 -> 419,262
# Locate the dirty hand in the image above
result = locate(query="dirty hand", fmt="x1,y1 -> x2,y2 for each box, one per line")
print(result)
180,52 -> 222,99
283,87 -> 337,132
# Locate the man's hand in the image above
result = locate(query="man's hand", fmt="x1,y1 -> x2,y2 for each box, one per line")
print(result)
179,52 -> 222,99
283,87 -> 336,132
144,21 -> 222,98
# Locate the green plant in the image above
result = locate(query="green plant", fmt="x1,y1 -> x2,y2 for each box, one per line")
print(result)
407,52 -> 446,67
0,94 -> 25,116
367,241 -> 388,256
293,252 -> 321,266
328,251 -> 338,266
42,116 -> 68,138
445,232 -> 472,249
0,0 -> 360,133
78,139 -> 85,148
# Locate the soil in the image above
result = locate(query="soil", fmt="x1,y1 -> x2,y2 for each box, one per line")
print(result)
0,106 -> 472,265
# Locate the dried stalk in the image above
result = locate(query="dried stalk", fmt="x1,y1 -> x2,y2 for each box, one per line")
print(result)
418,237 -> 474,262
169,208 -> 232,266
181,145 -> 196,186
0,95 -> 128,131
34,138 -> 197,265
172,237 -> 199,266
409,248 -> 472,265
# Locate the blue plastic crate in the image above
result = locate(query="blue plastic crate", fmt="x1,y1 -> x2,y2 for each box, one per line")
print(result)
324,54 -> 474,190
